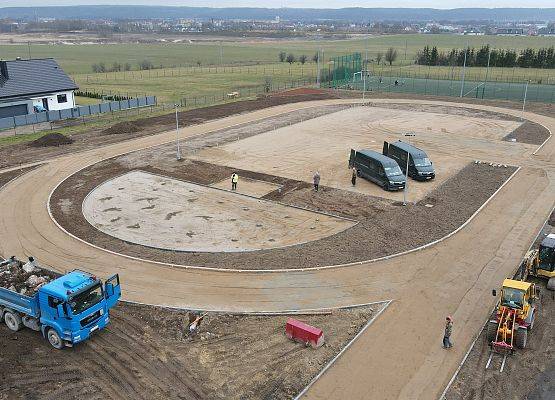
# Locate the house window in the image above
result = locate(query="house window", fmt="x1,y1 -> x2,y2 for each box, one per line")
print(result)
57,94 -> 68,103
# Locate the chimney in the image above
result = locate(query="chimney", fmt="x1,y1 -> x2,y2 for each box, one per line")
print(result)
0,61 -> 8,79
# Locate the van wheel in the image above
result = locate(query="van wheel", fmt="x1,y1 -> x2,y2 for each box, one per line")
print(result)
4,311 -> 22,332
47,328 -> 65,350
356,169 -> 361,177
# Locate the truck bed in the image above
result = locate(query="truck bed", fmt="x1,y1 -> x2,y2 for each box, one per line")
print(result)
0,286 -> 40,317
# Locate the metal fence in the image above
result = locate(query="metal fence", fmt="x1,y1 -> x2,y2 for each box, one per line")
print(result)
0,96 -> 157,130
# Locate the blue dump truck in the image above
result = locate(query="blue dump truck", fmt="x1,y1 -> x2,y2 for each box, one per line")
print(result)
0,264 -> 121,349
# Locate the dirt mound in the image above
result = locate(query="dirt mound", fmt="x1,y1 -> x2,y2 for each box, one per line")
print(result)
102,121 -> 141,135
28,133 -> 74,148
272,88 -> 331,97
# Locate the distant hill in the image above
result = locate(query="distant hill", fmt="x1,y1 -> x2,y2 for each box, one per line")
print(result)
1,6 -> 554,22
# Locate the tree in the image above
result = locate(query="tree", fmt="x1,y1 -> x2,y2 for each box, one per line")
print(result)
312,52 -> 319,63
111,61 -> 122,72
299,55 -> 307,64
286,54 -> 296,64
279,51 -> 287,62
196,60 -> 202,67
385,47 -> 398,66
376,52 -> 383,65
139,59 -> 154,70
124,63 -> 131,71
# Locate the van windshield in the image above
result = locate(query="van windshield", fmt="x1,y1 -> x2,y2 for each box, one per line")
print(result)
384,165 -> 403,177
413,157 -> 432,167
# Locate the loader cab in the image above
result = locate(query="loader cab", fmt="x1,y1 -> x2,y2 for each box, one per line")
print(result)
537,234 -> 555,277
383,140 -> 435,181
500,279 -> 535,313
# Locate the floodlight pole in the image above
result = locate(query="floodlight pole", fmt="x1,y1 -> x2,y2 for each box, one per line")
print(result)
460,43 -> 468,97
316,48 -> 321,87
175,104 -> 182,161
522,80 -> 530,120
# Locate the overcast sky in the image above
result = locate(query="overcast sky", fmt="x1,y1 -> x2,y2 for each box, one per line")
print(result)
1,1 -> 554,8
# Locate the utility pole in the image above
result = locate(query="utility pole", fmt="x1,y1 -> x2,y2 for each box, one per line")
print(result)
28,41 -> 31,59
402,132 -> 415,206
219,41 -> 223,65
175,105 -> 182,161
459,43 -> 468,98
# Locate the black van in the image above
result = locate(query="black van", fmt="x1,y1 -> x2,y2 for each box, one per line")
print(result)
383,140 -> 435,181
349,149 -> 406,191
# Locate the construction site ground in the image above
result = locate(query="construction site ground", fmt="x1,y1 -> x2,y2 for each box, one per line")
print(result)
49,101 -> 520,268
0,302 -> 386,400
445,211 -> 555,400
0,91 -> 554,399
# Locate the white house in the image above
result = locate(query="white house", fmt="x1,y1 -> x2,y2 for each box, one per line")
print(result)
0,58 -> 78,118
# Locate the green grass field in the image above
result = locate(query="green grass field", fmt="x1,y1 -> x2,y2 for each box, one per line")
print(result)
74,63 -> 317,103
1,34 -> 554,74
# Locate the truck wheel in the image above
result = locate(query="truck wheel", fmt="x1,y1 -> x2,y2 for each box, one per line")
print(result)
4,311 -> 22,332
515,327 -> 528,349
486,321 -> 498,343
47,328 -> 64,350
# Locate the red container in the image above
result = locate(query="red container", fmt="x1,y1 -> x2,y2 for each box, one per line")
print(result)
285,318 -> 325,348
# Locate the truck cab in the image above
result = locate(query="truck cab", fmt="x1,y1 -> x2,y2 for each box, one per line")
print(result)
36,271 -> 121,349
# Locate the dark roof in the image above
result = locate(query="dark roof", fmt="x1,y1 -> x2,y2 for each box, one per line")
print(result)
0,58 -> 78,100
391,140 -> 428,158
541,234 -> 555,249
357,149 -> 398,166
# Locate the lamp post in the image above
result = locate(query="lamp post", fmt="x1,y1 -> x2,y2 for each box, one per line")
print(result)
175,104 -> 182,161
402,132 -> 416,206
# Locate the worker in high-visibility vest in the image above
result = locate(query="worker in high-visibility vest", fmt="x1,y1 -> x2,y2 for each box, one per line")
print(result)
231,173 -> 239,191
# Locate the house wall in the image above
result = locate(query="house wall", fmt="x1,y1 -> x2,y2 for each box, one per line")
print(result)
32,90 -> 75,111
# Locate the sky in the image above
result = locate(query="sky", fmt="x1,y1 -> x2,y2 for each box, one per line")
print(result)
0,1 -> 554,8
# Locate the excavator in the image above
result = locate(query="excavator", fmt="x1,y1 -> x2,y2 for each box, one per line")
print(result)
485,278 -> 540,372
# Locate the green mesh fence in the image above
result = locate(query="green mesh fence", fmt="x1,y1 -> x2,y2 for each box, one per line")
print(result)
324,53 -> 362,88
321,55 -> 555,104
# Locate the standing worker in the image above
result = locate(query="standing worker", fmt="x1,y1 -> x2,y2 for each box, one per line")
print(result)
443,316 -> 453,349
313,171 -> 321,192
231,172 -> 239,191
351,167 -> 357,186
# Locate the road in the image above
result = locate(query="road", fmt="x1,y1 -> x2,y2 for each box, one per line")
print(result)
0,98 -> 553,399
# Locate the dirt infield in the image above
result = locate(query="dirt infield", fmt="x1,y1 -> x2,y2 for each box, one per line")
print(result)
0,301 -> 385,400
503,121 -> 551,145
81,170 -> 355,253
51,159 -> 515,269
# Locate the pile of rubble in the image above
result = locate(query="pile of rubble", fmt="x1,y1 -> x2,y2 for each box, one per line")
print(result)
0,257 -> 57,296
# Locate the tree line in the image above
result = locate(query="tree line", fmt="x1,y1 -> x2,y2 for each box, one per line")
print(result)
415,45 -> 555,69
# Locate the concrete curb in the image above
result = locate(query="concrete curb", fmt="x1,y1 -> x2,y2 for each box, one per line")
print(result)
120,299 -> 392,315
293,300 -> 393,399
48,163 -> 521,273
